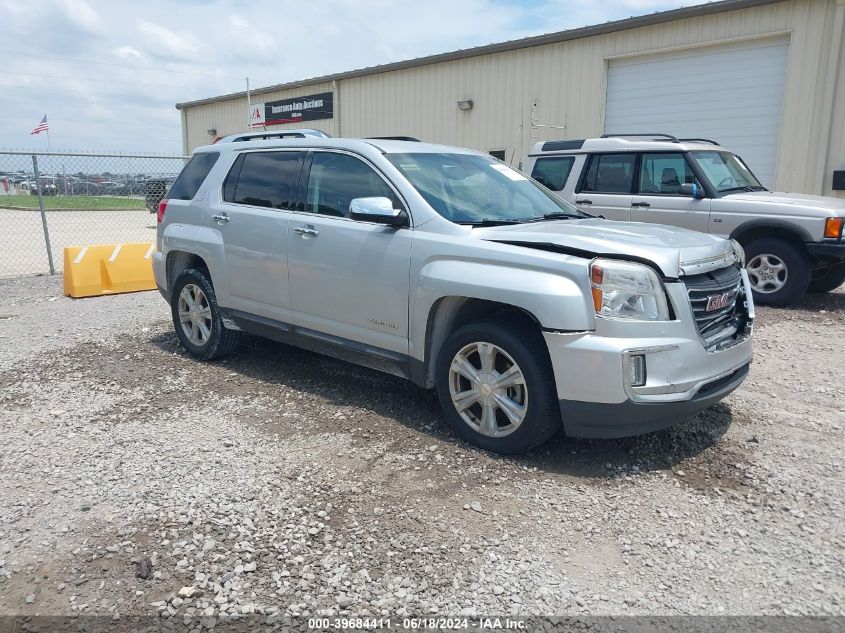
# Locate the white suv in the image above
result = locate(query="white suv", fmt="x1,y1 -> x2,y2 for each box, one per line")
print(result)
527,134 -> 845,306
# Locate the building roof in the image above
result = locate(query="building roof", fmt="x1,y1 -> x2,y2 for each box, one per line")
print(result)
176,0 -> 783,110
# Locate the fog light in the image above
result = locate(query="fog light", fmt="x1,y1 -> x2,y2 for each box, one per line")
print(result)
628,354 -> 646,387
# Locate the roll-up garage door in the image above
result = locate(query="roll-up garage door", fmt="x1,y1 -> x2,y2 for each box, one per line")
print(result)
604,36 -> 789,187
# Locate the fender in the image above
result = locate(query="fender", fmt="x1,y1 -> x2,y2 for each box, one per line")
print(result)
729,219 -> 814,244
409,258 -> 594,387
163,223 -> 231,306
415,259 -> 593,332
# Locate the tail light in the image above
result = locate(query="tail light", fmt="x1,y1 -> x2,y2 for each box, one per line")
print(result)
157,198 -> 168,223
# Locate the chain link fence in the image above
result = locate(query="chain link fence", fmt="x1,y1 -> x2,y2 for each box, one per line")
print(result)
0,150 -> 188,277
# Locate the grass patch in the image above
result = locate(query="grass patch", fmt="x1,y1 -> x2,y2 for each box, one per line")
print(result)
0,194 -> 145,210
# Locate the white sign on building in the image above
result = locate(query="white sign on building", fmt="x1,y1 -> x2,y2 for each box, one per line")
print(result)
249,103 -> 265,127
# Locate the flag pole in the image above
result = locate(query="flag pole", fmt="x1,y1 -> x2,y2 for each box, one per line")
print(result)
246,77 -> 251,131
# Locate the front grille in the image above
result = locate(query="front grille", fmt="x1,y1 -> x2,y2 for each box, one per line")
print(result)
683,264 -> 750,350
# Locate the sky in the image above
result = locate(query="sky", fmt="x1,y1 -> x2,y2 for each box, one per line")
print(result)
0,0 -> 708,154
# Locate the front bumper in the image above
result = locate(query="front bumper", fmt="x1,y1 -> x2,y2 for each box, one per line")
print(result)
544,281 -> 753,439
806,241 -> 845,260
559,363 -> 749,438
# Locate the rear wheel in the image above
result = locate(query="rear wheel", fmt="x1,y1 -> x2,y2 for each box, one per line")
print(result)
171,268 -> 240,360
435,314 -> 561,454
743,238 -> 810,307
809,262 -> 845,294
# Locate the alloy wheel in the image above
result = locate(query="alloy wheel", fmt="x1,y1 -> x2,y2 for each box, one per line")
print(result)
747,253 -> 788,294
178,283 -> 213,346
448,341 -> 528,438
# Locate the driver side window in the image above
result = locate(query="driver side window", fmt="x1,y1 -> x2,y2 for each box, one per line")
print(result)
305,152 -> 400,218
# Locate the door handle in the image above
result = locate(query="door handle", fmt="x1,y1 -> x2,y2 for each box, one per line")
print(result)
631,202 -> 651,207
575,199 -> 592,205
212,213 -> 230,223
294,226 -> 319,238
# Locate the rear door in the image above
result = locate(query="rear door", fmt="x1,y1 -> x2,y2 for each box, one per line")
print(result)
208,150 -> 305,321
288,150 -> 412,357
574,153 -> 635,220
630,152 -> 710,233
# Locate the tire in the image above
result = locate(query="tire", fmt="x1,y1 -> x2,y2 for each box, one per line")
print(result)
809,263 -> 845,294
743,238 -> 810,307
170,268 -> 240,361
435,313 -> 561,454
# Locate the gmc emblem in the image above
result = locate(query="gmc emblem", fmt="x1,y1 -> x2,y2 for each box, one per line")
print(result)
706,290 -> 736,312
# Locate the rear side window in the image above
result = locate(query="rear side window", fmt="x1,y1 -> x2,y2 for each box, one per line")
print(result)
305,152 -> 399,218
168,152 -> 219,200
580,153 -> 636,193
531,156 -> 575,191
225,151 -> 304,209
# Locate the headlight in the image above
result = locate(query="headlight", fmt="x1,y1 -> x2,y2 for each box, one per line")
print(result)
589,259 -> 670,321
730,239 -> 746,267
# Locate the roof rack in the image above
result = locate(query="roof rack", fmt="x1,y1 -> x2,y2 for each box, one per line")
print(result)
600,133 -> 680,142
678,137 -> 720,145
366,136 -> 421,142
217,129 -> 332,143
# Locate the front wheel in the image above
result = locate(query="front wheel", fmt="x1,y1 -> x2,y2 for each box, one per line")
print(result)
743,238 -> 810,307
171,268 -> 240,360
435,314 -> 561,454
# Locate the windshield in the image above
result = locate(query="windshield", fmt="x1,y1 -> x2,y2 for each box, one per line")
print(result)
689,151 -> 765,193
385,153 -> 582,224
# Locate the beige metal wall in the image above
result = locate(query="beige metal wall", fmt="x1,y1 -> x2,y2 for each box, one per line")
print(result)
182,0 -> 844,198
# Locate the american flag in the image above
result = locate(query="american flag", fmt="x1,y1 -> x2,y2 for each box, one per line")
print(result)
30,115 -> 49,135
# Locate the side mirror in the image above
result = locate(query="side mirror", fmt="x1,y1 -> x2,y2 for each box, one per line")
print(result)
349,197 -> 408,226
680,182 -> 706,199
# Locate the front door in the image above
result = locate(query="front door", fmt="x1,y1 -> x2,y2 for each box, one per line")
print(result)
208,149 -> 305,321
288,150 -> 412,357
630,152 -> 710,233
574,153 -> 636,221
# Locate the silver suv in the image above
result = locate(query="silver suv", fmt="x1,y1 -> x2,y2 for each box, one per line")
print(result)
527,134 -> 845,306
153,136 -> 753,454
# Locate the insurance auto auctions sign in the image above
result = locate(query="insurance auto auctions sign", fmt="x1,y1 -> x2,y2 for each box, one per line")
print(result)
249,92 -> 333,127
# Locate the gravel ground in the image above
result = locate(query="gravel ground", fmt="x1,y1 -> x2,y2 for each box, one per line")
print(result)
0,275 -> 843,622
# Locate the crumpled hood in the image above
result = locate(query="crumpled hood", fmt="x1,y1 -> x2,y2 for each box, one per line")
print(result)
721,191 -> 845,212
474,218 -> 735,278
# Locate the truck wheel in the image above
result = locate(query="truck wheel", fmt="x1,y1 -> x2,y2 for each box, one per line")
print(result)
171,268 -> 240,361
743,238 -> 810,307
808,263 -> 845,294
435,314 -> 561,454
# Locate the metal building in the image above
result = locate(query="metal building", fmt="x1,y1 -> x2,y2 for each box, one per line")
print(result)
177,0 -> 845,198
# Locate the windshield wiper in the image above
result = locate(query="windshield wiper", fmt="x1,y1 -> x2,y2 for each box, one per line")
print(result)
459,218 -> 531,227
720,185 -> 766,193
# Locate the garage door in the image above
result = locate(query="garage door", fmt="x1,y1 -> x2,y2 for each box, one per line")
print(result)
605,37 -> 789,187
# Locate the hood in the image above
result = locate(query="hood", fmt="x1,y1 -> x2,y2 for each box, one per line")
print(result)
721,191 -> 845,213
474,218 -> 736,278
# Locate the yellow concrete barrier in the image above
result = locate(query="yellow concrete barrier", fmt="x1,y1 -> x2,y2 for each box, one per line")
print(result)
63,242 -> 156,298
